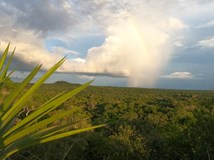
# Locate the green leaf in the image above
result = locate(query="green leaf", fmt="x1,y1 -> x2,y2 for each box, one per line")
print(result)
3,124 -> 105,160
0,47 -> 15,82
1,58 -> 65,130
1,64 -> 42,113
0,43 -> 10,72
0,64 -> 42,134
1,90 -> 66,137
3,107 -> 80,146
32,117 -> 90,139
39,124 -> 106,144
0,44 -> 104,160
4,80 -> 93,138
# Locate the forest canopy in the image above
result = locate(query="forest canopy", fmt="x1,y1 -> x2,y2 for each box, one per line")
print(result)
2,81 -> 213,160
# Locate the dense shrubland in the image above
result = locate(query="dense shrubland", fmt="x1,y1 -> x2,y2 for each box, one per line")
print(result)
3,82 -> 213,160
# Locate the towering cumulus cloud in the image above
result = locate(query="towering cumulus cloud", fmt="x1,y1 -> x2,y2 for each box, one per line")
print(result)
74,17 -> 170,87
0,0 -> 187,87
63,0 -> 186,87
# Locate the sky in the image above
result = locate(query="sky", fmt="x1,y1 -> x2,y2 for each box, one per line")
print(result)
0,0 -> 214,90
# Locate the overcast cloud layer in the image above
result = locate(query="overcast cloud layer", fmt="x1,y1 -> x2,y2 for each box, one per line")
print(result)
0,0 -> 214,89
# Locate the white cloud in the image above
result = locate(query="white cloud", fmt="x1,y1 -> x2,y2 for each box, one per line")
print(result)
169,17 -> 188,29
174,41 -> 183,47
59,0 -> 190,87
51,47 -> 78,56
0,0 -> 204,88
78,75 -> 95,80
196,20 -> 214,28
180,0 -> 214,29
72,58 -> 86,63
198,37 -> 214,48
162,72 -> 194,79
0,35 -> 63,71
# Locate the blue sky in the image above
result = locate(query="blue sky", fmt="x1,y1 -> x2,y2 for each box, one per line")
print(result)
0,0 -> 214,90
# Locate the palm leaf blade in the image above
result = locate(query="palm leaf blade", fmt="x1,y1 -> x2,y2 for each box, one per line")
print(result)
0,45 -> 104,160
3,107 -> 80,145
0,43 -> 10,72
1,58 -> 65,129
4,80 -> 92,138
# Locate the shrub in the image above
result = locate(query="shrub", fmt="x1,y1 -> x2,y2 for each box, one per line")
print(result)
0,44 -> 104,160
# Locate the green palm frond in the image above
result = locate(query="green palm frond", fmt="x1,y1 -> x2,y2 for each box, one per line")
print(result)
0,44 -> 105,160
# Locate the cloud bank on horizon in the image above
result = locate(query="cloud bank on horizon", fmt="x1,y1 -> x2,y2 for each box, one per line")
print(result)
0,0 -> 214,88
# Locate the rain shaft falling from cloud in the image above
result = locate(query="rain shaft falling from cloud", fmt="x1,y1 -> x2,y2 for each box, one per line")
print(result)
83,18 -> 170,87
0,0 -> 188,87
63,0 -> 186,87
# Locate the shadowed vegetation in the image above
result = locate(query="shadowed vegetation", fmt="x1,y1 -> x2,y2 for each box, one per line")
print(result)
3,82 -> 213,160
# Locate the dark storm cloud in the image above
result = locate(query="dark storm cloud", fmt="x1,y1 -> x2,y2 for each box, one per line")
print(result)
60,71 -> 128,78
10,56 -> 35,71
1,0 -> 78,36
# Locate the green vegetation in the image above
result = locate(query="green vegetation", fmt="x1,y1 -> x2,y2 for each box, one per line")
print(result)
0,44 -> 104,160
0,44 -> 214,160
3,82 -> 213,160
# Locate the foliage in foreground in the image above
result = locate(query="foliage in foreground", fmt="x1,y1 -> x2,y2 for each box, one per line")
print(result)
10,82 -> 214,160
0,44 -> 104,160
